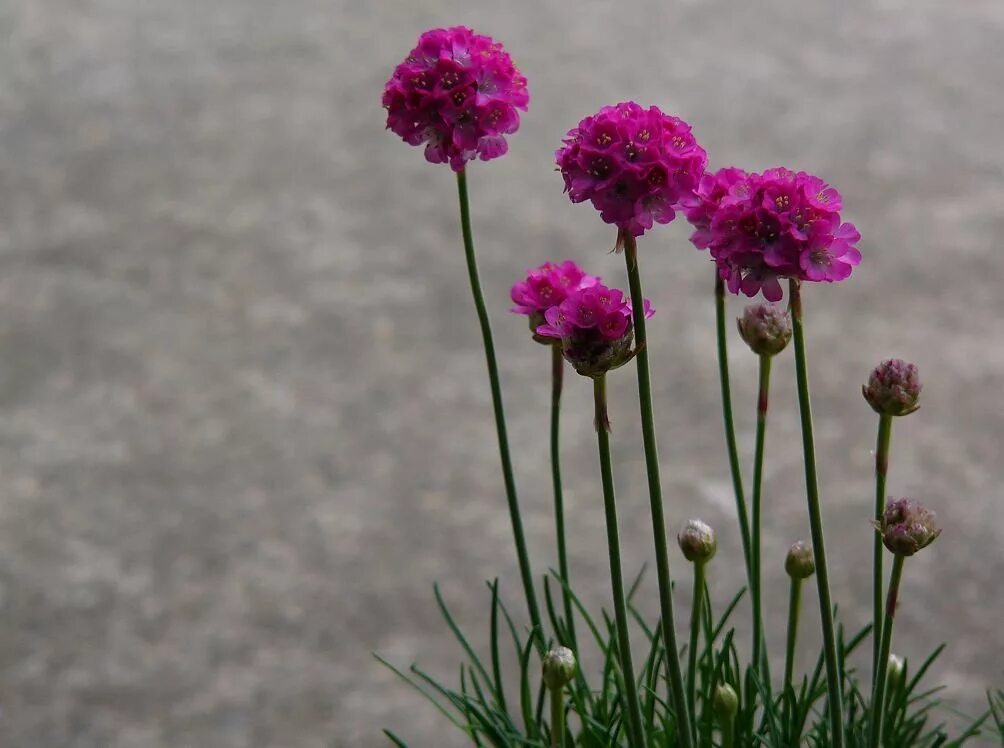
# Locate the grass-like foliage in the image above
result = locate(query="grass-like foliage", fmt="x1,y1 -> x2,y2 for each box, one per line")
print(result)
378,578 -> 993,746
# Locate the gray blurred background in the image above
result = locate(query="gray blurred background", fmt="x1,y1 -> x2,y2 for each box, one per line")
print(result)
1,0 -> 1002,746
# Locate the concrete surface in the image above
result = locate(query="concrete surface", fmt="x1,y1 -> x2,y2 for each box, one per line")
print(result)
1,0 -> 1002,745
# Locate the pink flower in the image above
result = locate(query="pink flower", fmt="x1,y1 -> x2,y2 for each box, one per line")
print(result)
687,167 -> 862,299
555,102 -> 708,237
510,260 -> 598,316
535,281 -> 651,377
511,260 -> 599,345
382,27 -> 529,171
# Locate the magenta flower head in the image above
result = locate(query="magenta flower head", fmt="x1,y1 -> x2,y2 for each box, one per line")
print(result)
382,27 -> 529,171
863,359 -> 921,417
510,260 -> 599,344
688,167 -> 861,301
555,102 -> 708,237
875,498 -> 941,557
535,281 -> 652,377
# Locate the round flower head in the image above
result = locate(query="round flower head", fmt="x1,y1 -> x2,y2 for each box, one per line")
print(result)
863,359 -> 921,417
784,541 -> 816,579
555,102 -> 708,237
542,646 -> 577,690
510,260 -> 599,344
688,167 -> 861,301
535,281 -> 652,378
382,26 -> 529,171
737,303 -> 792,357
875,498 -> 941,557
678,519 -> 717,563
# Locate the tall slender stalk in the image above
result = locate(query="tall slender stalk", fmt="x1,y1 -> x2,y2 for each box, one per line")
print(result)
788,278 -> 844,748
751,354 -> 772,680
870,553 -> 905,748
623,235 -> 694,748
549,684 -> 565,748
872,414 -> 893,678
782,574 -> 804,726
455,169 -> 542,641
687,562 -> 707,721
592,374 -> 647,748
715,273 -> 752,575
550,344 -> 576,650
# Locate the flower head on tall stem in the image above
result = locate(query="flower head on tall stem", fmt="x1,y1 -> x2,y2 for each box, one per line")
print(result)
383,27 -> 528,171
535,281 -> 653,378
678,519 -> 718,564
555,102 -> 707,237
510,260 -> 599,344
785,541 -> 816,579
876,498 -> 942,556
542,646 -> 577,690
863,359 -> 922,417
687,167 -> 861,300
738,302 -> 792,357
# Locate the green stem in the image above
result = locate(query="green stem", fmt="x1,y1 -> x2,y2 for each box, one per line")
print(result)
549,685 -> 565,748
782,575 -> 804,729
593,374 -> 647,748
715,273 -> 752,577
871,553 -> 905,748
721,715 -> 735,748
751,354 -> 772,681
788,278 -> 844,748
872,415 -> 893,680
456,169 -> 542,642
687,562 -> 707,721
624,235 -> 694,748
550,343 -> 576,650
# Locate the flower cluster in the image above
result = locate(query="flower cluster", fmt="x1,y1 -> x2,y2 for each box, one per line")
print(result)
863,359 -> 922,417
534,281 -> 653,377
511,261 -> 598,343
382,26 -> 529,171
556,102 -> 708,237
876,498 -> 941,556
686,167 -> 861,301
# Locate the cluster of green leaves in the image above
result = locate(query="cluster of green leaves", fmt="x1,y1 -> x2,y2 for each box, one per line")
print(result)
377,571 -> 998,747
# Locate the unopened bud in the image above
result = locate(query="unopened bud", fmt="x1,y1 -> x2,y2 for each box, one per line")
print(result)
863,359 -> 921,417
542,646 -> 576,690
737,303 -> 792,357
784,541 -> 816,579
888,654 -> 905,686
875,498 -> 941,557
678,519 -> 717,564
713,683 -> 739,720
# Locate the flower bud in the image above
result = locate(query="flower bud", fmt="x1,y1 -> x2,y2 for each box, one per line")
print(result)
784,541 -> 816,579
713,683 -> 739,720
875,498 -> 941,556
862,359 -> 921,417
736,303 -> 792,357
542,646 -> 577,690
678,519 -> 717,564
887,654 -> 905,687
